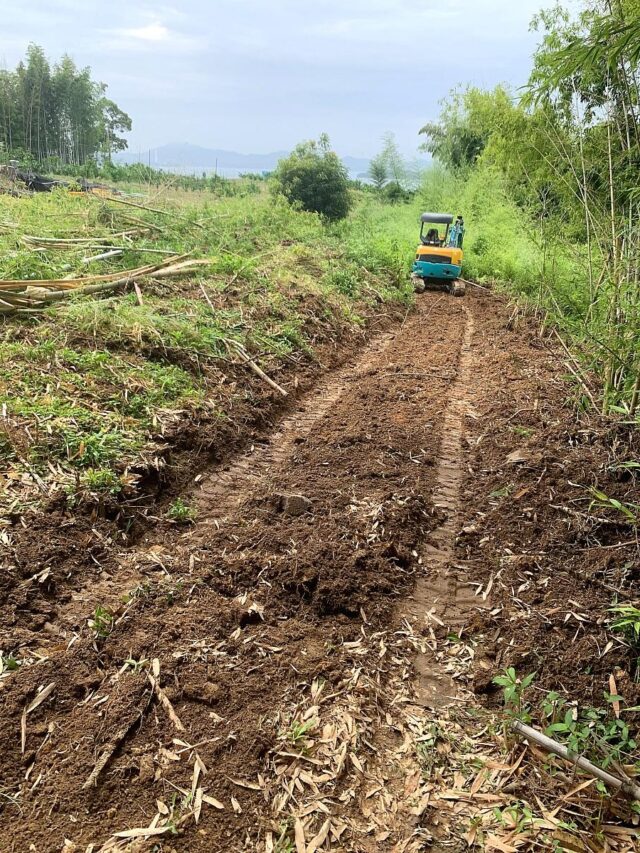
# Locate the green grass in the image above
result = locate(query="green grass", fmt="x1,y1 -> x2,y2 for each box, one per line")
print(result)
0,187 -> 415,520
417,163 -> 640,415
420,163 -> 582,304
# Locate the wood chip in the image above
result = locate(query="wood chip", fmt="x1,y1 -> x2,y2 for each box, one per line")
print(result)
307,819 -> 331,852
202,794 -> 225,810
21,682 -> 55,753
113,826 -> 173,839
294,818 -> 306,853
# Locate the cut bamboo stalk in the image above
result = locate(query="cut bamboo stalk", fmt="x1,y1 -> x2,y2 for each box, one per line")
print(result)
459,278 -> 491,292
0,255 -> 188,291
512,720 -> 640,801
227,340 -> 288,397
147,671 -> 185,732
0,257 -> 202,313
104,195 -> 205,228
21,230 -> 142,247
82,249 -> 123,264
82,691 -> 152,789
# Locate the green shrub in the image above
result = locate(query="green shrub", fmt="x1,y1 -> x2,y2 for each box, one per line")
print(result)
272,135 -> 352,222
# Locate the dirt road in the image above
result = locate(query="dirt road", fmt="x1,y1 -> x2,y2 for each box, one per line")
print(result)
1,290 -> 638,852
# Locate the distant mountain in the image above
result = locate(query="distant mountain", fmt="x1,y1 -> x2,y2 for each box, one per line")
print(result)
116,143 -> 372,178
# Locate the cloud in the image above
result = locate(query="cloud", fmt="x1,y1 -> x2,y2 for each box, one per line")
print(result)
122,22 -> 171,42
103,18 -> 206,53
1,0 -> 547,156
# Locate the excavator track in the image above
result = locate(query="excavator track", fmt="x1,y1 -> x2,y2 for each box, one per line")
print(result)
412,274 -> 466,297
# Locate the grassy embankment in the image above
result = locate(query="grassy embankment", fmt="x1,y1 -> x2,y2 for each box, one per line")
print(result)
0,186 -> 416,524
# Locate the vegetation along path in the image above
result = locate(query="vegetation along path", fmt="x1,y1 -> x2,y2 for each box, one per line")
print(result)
1,289 -> 640,852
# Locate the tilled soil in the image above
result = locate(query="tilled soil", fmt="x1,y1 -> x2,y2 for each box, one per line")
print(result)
1,289 -> 639,852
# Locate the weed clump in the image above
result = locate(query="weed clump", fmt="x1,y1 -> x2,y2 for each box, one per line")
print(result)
167,498 -> 197,524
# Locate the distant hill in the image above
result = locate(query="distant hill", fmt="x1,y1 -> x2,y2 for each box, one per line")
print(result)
116,143 -> 372,178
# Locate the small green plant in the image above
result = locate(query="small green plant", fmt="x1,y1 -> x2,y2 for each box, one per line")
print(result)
489,484 -> 513,499
325,265 -> 360,297
122,583 -> 151,604
493,667 -> 536,721
81,467 -> 123,496
122,656 -> 149,674
284,719 -> 316,747
272,824 -> 295,853
0,653 -> 21,675
608,461 -> 640,473
589,488 -> 639,524
541,690 -> 567,726
165,580 -> 183,605
88,605 -> 114,638
544,709 -> 592,756
493,801 -> 536,833
610,603 -> 640,680
154,792 -> 187,836
544,703 -> 637,768
415,724 -> 440,776
511,425 -> 533,438
167,498 -> 197,524
610,603 -> 640,647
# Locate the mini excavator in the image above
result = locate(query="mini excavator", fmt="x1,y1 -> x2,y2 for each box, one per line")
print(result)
411,212 -> 465,297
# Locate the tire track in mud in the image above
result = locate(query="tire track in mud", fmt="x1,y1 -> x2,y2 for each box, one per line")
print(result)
0,293 -> 474,852
5,289 -> 623,852
350,305 -> 482,853
399,303 -> 485,709
36,319 -> 424,638
191,324 -> 406,532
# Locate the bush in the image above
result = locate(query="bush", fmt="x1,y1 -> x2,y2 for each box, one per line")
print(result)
272,135 -> 352,222
382,181 -> 414,204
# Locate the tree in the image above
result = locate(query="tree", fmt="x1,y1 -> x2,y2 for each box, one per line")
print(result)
368,132 -> 422,193
380,132 -> 408,188
0,45 -> 131,165
368,152 -> 388,189
419,86 -> 514,171
423,0 -> 640,415
97,97 -> 132,160
272,135 -> 352,221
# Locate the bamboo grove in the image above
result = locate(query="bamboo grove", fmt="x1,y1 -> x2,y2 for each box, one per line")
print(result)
0,45 -> 131,167
421,0 -> 640,416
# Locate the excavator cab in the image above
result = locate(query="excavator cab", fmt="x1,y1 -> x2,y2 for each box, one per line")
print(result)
412,212 -> 465,296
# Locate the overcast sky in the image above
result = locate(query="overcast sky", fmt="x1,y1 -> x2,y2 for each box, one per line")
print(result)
2,0 -> 560,158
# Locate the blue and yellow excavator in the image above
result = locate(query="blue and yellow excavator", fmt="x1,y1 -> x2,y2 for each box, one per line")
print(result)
412,212 -> 465,297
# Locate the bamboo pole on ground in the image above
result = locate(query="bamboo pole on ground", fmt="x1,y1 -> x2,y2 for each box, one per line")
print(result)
512,720 -> 640,801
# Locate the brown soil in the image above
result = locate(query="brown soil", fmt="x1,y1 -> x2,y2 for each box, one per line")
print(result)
1,289 -> 639,852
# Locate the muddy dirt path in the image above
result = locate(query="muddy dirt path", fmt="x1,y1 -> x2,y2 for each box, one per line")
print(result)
1,289 -> 639,853
22,321 -> 411,647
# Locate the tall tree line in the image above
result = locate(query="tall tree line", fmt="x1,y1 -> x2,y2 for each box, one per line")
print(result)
421,0 -> 640,415
0,44 -> 131,165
